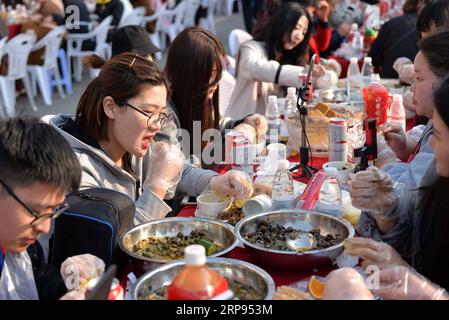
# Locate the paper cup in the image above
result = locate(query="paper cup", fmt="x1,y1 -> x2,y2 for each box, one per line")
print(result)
196,193 -> 229,219
243,194 -> 273,216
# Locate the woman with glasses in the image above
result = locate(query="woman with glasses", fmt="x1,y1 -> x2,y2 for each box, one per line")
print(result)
45,53 -> 253,225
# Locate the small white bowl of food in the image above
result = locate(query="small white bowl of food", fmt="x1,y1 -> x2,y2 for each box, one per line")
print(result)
322,161 -> 355,187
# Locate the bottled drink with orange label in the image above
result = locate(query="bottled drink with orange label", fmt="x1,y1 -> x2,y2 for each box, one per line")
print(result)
167,245 -> 229,300
362,74 -> 389,128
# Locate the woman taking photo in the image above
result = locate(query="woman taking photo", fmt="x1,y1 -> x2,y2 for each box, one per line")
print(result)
46,53 -> 253,225
227,2 -> 324,119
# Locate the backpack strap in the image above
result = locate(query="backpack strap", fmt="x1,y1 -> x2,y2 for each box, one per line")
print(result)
0,246 -> 4,275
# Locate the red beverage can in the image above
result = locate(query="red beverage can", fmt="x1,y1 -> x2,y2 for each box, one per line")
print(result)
329,118 -> 348,162
86,277 -> 124,300
224,131 -> 244,164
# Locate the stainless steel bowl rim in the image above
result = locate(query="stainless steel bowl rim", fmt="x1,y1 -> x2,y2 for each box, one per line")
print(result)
234,209 -> 355,255
132,257 -> 276,300
119,217 -> 239,263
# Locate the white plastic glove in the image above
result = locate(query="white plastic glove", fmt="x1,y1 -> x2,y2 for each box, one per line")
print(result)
382,124 -> 407,155
320,58 -> 342,77
376,135 -> 397,169
350,166 -> 403,220
403,90 -> 416,119
208,170 -> 253,202
243,114 -> 268,142
60,288 -> 88,300
393,57 -> 414,85
374,266 -> 449,300
343,237 -> 408,270
60,254 -> 105,291
323,267 -> 374,300
144,141 -> 185,200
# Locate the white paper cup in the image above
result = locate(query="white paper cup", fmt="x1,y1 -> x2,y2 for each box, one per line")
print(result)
243,194 -> 273,216
196,193 -> 229,219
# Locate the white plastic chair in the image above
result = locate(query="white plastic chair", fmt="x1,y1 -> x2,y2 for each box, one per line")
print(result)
119,6 -> 146,27
159,1 -> 187,45
215,0 -> 241,16
119,0 -> 135,26
228,28 -> 252,57
67,15 -> 113,82
28,26 -> 66,106
183,0 -> 201,28
199,0 -> 217,34
0,33 -> 37,117
140,3 -> 168,60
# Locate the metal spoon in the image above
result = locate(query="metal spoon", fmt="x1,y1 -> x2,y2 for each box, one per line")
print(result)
286,232 -> 317,252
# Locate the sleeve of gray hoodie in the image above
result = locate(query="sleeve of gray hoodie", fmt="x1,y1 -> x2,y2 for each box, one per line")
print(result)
175,164 -> 219,197
355,136 -> 435,249
134,189 -> 172,225
355,190 -> 416,257
78,164 -> 172,226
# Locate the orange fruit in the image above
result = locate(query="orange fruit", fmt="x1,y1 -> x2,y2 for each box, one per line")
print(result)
308,276 -> 326,300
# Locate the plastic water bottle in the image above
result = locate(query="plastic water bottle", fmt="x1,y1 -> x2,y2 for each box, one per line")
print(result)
361,57 -> 374,84
347,57 -> 361,99
388,94 -> 406,132
265,95 -> 281,144
272,159 -> 295,210
351,31 -> 363,59
167,245 -> 230,300
284,87 -> 298,118
347,23 -> 358,43
316,167 -> 342,217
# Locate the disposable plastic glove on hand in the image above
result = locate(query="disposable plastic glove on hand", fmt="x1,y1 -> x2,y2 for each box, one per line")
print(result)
350,166 -> 403,220
60,254 -> 105,291
376,135 -> 397,169
343,237 -> 408,270
323,267 -> 374,300
244,114 -> 268,142
209,170 -> 253,202
374,266 -> 449,300
393,57 -> 414,85
144,141 -> 185,199
382,124 -> 407,158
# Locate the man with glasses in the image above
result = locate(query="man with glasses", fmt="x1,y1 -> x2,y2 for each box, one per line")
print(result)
0,117 -> 81,299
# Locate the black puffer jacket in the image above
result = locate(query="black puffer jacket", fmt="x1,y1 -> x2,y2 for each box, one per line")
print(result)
27,242 -> 67,300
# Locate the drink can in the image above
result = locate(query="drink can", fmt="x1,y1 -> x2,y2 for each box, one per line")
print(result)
86,277 -> 124,300
224,131 -> 244,164
329,118 -> 348,162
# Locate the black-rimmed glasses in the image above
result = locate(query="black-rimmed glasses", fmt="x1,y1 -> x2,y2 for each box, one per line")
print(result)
0,179 -> 69,226
125,102 -> 172,127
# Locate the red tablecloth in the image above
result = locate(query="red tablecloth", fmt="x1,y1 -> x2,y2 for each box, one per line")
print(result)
174,155 -> 333,287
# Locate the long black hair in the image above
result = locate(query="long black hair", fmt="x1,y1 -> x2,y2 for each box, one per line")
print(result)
417,0 -> 449,35
255,2 -> 312,67
417,77 -> 449,289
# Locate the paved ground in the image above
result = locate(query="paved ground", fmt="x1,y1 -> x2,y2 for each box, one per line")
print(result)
14,11 -> 246,118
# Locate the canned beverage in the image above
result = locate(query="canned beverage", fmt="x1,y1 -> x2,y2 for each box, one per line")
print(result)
86,277 -> 124,300
329,118 -> 348,162
224,131 -> 244,164
231,137 -> 256,177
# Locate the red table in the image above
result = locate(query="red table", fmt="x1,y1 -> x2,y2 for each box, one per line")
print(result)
174,156 -> 333,287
